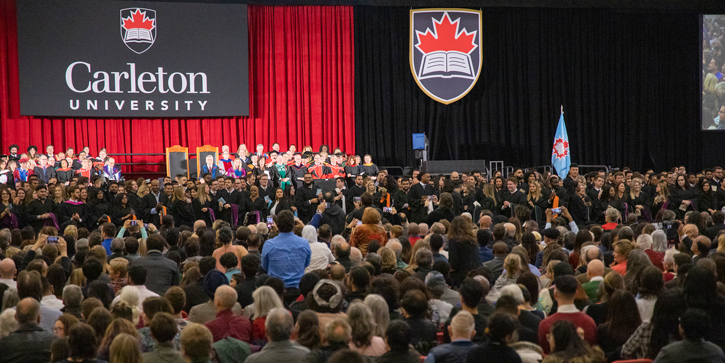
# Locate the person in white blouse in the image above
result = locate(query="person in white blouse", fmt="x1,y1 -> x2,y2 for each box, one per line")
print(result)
302,225 -> 335,273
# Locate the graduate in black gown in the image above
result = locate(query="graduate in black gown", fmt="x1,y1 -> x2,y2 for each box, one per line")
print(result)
669,174 -> 696,219
192,183 -> 214,227
57,185 -> 88,229
87,189 -> 111,227
25,185 -> 55,233
408,172 -> 435,223
295,172 -> 319,224
500,178 -> 527,218
171,186 -> 194,228
112,193 -> 137,227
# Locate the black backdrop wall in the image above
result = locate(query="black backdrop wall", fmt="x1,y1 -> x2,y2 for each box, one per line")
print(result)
354,7 -> 704,172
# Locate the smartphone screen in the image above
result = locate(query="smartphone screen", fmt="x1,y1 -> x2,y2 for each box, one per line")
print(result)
47,236 -> 58,244
316,188 -> 322,195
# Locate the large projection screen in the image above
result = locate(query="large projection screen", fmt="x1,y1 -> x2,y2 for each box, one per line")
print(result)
703,15 -> 725,130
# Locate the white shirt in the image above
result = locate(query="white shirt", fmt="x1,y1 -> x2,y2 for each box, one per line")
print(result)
589,276 -> 604,282
556,304 -> 581,313
0,278 -> 16,289
41,294 -> 65,311
111,284 -> 160,312
636,296 -> 657,323
306,242 -> 336,273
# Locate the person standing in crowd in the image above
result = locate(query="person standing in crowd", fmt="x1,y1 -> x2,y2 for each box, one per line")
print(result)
261,210 -> 311,302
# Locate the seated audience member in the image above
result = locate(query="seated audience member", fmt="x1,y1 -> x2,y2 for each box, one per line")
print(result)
425,310 -> 477,363
204,285 -> 251,343
465,312 -> 522,363
142,312 -> 185,363
188,270 -> 243,324
0,297 -> 56,363
244,307 -> 310,363
652,308 -> 725,363
180,324 -> 215,363
62,323 -> 106,363
347,301 -> 386,356
443,278 -> 487,344
538,275 -> 597,354
541,320 -> 605,363
303,318 -> 352,363
376,320 -> 421,363
400,289 -> 437,355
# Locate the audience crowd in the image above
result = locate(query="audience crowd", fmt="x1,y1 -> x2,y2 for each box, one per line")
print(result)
0,143 -> 725,363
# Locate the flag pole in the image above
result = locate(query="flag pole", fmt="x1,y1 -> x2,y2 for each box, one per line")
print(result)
560,105 -> 563,114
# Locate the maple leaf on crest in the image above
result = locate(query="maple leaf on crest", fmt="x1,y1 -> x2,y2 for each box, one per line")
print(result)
123,9 -> 155,30
416,13 -> 477,54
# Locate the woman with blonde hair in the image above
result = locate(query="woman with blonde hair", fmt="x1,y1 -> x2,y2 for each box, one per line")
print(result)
53,184 -> 66,205
378,246 -> 397,274
237,144 -> 251,165
98,319 -> 139,361
136,183 -> 149,199
347,301 -> 386,356
404,240 -> 431,275
118,286 -> 141,325
251,286 -> 284,343
171,186 -> 194,228
89,245 -> 110,273
69,268 -> 86,286
349,208 -> 388,256
109,333 -> 143,363
488,254 -> 522,303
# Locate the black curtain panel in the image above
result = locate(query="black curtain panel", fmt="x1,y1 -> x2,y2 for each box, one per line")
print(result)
354,7 -> 703,172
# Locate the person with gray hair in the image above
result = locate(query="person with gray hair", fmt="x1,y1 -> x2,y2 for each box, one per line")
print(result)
350,247 -> 363,266
75,238 -> 89,253
652,230 -> 668,253
425,310 -> 476,363
61,285 -> 83,320
386,239 -> 408,269
413,249 -> 434,281
419,223 -> 429,237
637,233 -> 665,270
0,297 -> 56,363
245,307 -> 309,363
426,272 -> 453,322
0,309 -> 17,337
109,238 -> 126,261
0,229 -> 11,250
304,317 -> 352,363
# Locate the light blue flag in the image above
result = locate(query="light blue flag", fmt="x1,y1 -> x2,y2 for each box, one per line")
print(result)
551,109 -> 571,178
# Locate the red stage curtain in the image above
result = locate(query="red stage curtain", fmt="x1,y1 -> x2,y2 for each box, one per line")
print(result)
0,1 -> 354,176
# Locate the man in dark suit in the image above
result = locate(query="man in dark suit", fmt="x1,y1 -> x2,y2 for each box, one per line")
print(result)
142,179 -> 168,226
706,211 -> 725,240
408,172 -> 434,223
0,298 -> 55,363
586,175 -> 605,204
131,234 -> 179,295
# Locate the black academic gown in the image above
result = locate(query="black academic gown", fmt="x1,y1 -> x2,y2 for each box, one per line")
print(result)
192,196 -> 214,227
408,182 -> 434,223
25,198 -> 55,233
288,164 -> 308,190
218,188 -> 242,226
500,190 -> 527,218
295,183 -> 318,223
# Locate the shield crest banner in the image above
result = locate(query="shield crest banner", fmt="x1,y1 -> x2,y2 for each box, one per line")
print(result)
410,9 -> 482,104
120,8 -> 157,54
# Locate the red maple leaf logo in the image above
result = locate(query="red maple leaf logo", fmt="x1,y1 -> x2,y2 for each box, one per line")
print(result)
416,13 -> 477,54
552,138 -> 569,159
122,9 -> 155,30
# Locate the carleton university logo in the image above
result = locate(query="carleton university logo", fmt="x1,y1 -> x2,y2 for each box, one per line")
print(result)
120,8 -> 156,54
410,9 -> 482,104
